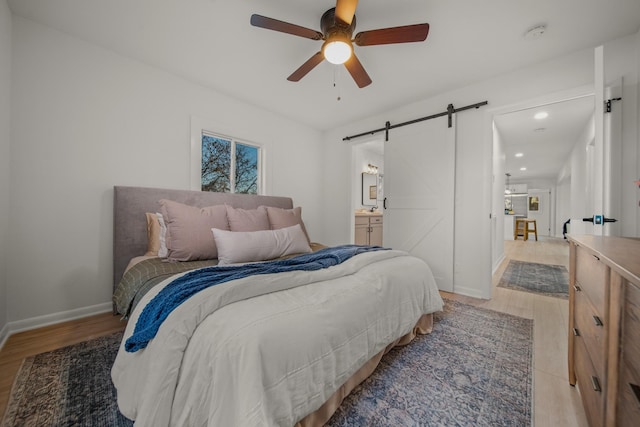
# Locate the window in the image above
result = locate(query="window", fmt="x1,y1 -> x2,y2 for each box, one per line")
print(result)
199,131 -> 262,194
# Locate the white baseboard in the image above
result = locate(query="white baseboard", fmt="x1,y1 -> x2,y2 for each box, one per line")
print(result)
492,254 -> 506,275
0,302 -> 113,351
452,285 -> 491,300
0,322 -> 9,352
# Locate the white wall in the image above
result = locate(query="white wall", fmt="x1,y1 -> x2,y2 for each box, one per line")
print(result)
556,156 -> 573,237
492,123 -> 506,272
556,178 -> 571,237
323,47 -> 596,299
567,115 -> 596,235
565,32 -> 640,237
0,0 -> 12,342
637,30 -> 640,236
561,32 -> 640,238
605,32 -> 640,237
630,31 -> 640,236
6,16 -> 323,326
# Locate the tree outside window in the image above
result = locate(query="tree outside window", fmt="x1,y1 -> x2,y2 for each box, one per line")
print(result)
201,133 -> 261,194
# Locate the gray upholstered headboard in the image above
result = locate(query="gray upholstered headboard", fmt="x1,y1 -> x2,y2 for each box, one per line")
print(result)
113,186 -> 294,289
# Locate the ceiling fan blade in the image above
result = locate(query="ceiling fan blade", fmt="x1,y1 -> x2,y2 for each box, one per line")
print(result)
344,53 -> 372,88
250,14 -> 323,40
335,0 -> 358,25
354,23 -> 430,46
287,51 -> 325,82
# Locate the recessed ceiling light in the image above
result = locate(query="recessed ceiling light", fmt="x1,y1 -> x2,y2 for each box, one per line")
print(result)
520,167 -> 527,171
515,153 -> 524,157
534,111 -> 548,120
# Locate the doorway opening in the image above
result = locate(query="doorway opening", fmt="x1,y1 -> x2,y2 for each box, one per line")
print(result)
489,88 -> 595,276
350,138 -> 384,244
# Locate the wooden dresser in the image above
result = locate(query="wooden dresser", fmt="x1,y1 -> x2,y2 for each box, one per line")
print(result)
567,235 -> 640,427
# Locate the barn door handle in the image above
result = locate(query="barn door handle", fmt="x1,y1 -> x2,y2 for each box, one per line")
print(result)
583,216 -> 617,224
383,197 -> 387,210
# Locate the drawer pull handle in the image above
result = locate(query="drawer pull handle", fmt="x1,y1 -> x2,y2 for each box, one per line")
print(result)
592,315 -> 603,327
592,255 -> 600,261
591,376 -> 602,392
572,328 -> 580,336
630,383 -> 640,407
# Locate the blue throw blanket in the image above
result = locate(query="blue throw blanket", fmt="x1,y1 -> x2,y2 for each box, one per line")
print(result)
125,245 -> 387,352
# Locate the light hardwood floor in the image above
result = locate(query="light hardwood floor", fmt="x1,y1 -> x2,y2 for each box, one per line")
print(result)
0,238 -> 588,425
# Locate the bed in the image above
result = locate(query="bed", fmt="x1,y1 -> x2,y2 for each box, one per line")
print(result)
110,185 -> 444,426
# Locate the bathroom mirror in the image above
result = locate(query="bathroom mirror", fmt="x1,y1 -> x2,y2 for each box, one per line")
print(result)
362,173 -> 378,207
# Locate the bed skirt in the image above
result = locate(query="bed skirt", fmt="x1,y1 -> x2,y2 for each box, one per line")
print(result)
295,313 -> 434,427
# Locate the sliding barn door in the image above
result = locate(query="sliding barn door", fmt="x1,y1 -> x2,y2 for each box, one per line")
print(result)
383,115 -> 455,292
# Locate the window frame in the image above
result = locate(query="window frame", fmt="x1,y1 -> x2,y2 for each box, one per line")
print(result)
190,116 -> 266,195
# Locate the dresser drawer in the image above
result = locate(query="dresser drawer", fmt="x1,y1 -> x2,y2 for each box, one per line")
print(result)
616,362 -> 640,427
370,216 -> 382,224
617,281 -> 640,426
621,282 -> 640,361
355,216 -> 369,226
574,334 -> 605,426
575,246 -> 608,316
574,286 -> 606,380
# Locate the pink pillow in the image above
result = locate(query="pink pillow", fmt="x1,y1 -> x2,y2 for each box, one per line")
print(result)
212,224 -> 312,265
265,206 -> 310,243
159,199 -> 229,261
225,205 -> 270,232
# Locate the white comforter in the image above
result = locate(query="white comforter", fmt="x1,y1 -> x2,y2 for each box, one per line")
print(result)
111,249 -> 443,427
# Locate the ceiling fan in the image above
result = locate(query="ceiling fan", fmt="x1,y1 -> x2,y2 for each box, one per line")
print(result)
250,0 -> 430,88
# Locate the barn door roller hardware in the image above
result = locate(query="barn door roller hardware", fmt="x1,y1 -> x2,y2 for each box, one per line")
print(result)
605,97 -> 621,113
343,101 -> 488,142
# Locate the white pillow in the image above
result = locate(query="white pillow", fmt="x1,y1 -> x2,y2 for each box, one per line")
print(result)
212,224 -> 312,265
156,212 -> 168,258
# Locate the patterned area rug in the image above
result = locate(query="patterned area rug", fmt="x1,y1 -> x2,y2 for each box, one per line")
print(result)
1,332 -> 132,427
2,300 -> 533,426
498,259 -> 569,299
327,299 -> 533,426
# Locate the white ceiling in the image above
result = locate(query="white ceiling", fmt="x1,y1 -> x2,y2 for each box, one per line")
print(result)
494,96 -> 595,181
7,0 -> 640,181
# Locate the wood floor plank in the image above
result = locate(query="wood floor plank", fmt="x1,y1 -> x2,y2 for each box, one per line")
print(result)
534,369 -> 589,426
533,295 -> 569,379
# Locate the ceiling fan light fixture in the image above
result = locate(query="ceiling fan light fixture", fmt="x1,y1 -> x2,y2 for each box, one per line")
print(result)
323,39 -> 353,64
250,3 -> 430,87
